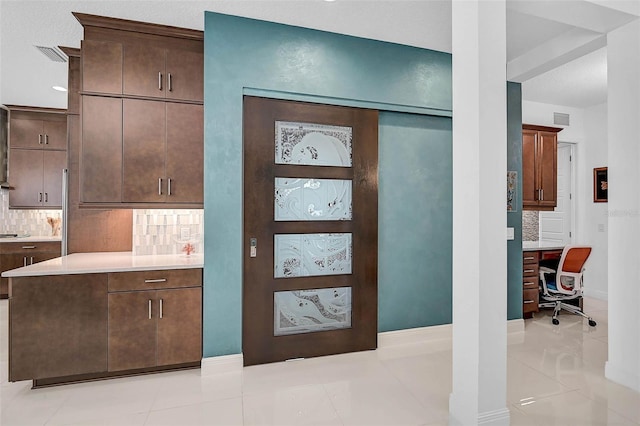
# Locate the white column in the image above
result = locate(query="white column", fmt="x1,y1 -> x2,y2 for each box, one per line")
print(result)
450,1 -> 509,425
606,19 -> 640,392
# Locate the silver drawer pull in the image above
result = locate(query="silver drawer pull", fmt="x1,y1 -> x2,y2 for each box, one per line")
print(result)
524,281 -> 536,286
159,299 -> 163,319
144,278 -> 167,283
148,299 -> 152,319
21,246 -> 36,249
524,269 -> 535,273
524,300 -> 535,304
524,256 -> 535,261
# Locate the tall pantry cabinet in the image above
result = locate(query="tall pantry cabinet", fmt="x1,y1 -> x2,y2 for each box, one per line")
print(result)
74,13 -> 204,208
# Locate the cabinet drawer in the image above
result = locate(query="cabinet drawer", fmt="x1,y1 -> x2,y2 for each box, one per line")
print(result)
0,241 -> 61,254
523,289 -> 539,313
108,268 -> 202,292
522,263 -> 539,278
522,251 -> 539,265
523,277 -> 538,290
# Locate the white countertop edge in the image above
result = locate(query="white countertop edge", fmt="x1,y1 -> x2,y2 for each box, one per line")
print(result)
0,236 -> 62,243
522,240 -> 565,251
2,252 -> 204,278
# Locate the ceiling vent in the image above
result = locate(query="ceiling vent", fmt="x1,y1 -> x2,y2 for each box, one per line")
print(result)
554,112 -> 570,126
34,46 -> 67,63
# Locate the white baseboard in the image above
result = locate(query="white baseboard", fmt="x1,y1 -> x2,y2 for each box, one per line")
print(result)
200,353 -> 243,375
605,361 -> 640,392
584,289 -> 608,301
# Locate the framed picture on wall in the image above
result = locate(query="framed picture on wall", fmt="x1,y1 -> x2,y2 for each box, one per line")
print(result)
594,167 -> 608,202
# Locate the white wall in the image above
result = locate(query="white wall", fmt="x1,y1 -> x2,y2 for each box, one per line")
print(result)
522,100 -> 608,300
580,103 -> 608,300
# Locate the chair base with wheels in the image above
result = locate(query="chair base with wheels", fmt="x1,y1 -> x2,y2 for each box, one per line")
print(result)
538,246 -> 596,327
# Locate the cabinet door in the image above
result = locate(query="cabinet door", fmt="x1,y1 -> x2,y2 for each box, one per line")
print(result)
82,96 -> 123,203
123,44 -> 166,98
522,129 -> 537,207
82,39 -> 123,95
42,120 -> 67,150
42,150 -> 67,208
165,49 -> 203,102
166,103 -> 203,203
157,287 -> 202,366
10,118 -> 43,149
108,290 -> 157,371
538,131 -> 557,208
10,274 -> 108,381
123,99 -> 166,202
9,149 -> 43,207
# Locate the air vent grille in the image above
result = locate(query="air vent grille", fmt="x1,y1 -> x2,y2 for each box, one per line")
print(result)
554,112 -> 570,126
34,46 -> 67,63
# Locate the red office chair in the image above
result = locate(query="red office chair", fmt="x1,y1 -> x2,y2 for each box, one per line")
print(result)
538,246 -> 596,326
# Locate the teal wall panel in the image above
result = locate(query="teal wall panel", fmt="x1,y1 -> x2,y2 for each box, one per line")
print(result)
378,112 -> 453,331
507,82 -> 523,320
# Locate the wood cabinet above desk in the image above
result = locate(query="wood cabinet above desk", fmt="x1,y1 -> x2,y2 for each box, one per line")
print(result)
522,124 -> 562,211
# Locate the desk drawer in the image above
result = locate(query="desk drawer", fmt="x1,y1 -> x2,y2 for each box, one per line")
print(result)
523,289 -> 539,313
522,251 -> 539,265
522,263 -> 539,279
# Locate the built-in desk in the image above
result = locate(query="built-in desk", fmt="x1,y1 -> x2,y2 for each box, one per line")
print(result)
522,241 -> 565,318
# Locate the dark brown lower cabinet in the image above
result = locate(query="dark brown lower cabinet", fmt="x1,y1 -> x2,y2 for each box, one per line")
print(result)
1,241 -> 62,299
108,287 -> 202,371
9,274 -> 108,381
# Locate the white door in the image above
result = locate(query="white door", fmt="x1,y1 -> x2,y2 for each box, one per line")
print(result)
540,143 -> 573,244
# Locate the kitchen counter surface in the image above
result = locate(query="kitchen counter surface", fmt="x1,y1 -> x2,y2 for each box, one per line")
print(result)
0,236 -> 61,243
1,251 -> 203,278
522,240 -> 565,251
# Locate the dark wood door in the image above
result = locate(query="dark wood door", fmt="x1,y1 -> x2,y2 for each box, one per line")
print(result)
9,149 -> 43,207
10,118 -> 43,149
166,102 -> 203,203
522,129 -> 537,207
243,96 -> 378,366
123,99 -> 166,203
108,290 -> 157,371
123,44 -> 166,98
165,49 -> 203,102
156,287 -> 202,366
82,96 -> 123,203
538,131 -> 557,208
43,120 -> 67,150
42,150 -> 67,208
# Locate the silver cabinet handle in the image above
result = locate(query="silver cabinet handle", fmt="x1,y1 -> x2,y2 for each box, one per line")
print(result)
168,178 -> 172,196
30,256 -> 34,265
148,299 -> 152,319
39,134 -> 43,145
524,269 -> 535,273
44,192 -> 48,203
21,246 -> 36,249
38,193 -> 43,203
158,178 -> 163,195
44,134 -> 49,145
23,257 -> 27,267
144,278 -> 167,283
540,189 -> 544,201
524,281 -> 536,286
524,300 -> 535,304
168,73 -> 172,92
524,256 -> 535,261
159,299 -> 163,319
158,72 -> 162,90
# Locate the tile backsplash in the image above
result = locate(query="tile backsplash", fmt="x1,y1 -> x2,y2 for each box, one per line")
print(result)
0,188 -> 62,236
522,210 -> 539,241
132,209 -> 203,255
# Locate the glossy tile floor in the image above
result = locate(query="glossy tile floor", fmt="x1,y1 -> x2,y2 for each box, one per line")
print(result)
1,297 -> 639,425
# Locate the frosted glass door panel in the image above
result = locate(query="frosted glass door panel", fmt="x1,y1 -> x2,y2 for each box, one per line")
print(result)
275,121 -> 352,167
274,233 -> 352,278
274,287 -> 352,336
275,178 -> 352,221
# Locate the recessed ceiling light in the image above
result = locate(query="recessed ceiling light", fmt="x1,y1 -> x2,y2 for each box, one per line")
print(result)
52,86 -> 67,92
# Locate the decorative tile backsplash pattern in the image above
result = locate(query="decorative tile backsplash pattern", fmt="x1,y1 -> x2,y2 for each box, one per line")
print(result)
132,209 -> 203,255
0,189 -> 62,236
522,210 -> 539,241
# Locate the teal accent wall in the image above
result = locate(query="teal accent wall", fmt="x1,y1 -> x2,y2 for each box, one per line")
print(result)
507,82 -> 523,320
378,112 -> 452,331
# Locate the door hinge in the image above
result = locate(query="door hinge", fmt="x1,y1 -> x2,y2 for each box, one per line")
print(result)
569,193 -> 572,200
569,231 -> 572,238
570,155 -> 572,162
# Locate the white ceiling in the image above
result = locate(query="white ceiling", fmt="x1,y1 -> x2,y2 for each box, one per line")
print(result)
0,0 -> 638,110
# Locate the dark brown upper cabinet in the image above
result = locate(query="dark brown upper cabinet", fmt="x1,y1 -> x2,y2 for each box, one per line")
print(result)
8,109 -> 67,150
522,124 -> 562,211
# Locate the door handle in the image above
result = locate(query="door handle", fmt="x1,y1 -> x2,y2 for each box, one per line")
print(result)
158,178 -> 163,195
158,72 -> 163,90
540,188 -> 544,201
168,73 -> 172,92
39,134 -> 43,145
159,299 -> 163,319
44,134 -> 49,145
23,257 -> 27,267
38,192 -> 43,203
44,192 -> 48,203
168,178 -> 172,196
148,299 -> 152,319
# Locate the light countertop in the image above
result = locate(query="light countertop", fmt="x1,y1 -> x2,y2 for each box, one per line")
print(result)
1,251 -> 204,278
523,240 -> 565,251
0,236 -> 62,243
